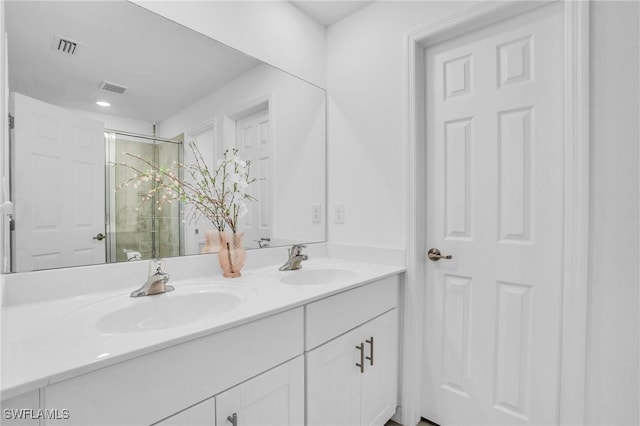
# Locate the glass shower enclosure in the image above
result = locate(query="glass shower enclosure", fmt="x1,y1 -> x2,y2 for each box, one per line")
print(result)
105,131 -> 183,263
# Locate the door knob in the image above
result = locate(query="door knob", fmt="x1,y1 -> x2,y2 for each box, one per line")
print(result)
93,233 -> 106,241
427,248 -> 452,261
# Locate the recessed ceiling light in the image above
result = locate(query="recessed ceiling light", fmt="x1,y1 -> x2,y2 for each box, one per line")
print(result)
96,101 -> 111,107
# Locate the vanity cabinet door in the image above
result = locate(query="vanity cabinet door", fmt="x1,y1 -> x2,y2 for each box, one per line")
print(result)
215,356 -> 304,426
360,309 -> 398,426
306,309 -> 398,426
153,398 -> 215,426
306,325 -> 362,426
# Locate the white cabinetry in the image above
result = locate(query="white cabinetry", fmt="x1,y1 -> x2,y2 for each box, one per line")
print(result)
0,391 -> 40,426
155,357 -> 304,426
215,356 -> 304,426
307,327 -> 361,425
306,276 -> 399,426
359,311 -> 398,426
154,399 -> 215,426
1,273 -> 402,426
45,308 -> 303,425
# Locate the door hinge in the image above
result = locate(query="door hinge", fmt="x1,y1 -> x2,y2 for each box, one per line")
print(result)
8,114 -> 14,130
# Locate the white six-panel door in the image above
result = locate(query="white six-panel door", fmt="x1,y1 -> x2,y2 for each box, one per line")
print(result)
422,3 -> 564,425
12,93 -> 105,271
185,122 -> 217,255
236,108 -> 271,248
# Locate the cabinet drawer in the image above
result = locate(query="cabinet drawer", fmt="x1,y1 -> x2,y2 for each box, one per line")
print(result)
44,308 -> 303,426
305,275 -> 398,350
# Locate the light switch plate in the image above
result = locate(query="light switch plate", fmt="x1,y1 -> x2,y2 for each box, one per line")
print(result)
311,204 -> 321,224
334,203 -> 345,224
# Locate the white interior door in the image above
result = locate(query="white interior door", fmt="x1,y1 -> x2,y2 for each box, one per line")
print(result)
12,93 -> 105,271
185,122 -> 217,255
422,4 -> 564,425
236,108 -> 271,248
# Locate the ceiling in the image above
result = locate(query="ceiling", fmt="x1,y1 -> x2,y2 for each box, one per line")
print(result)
290,1 -> 374,27
6,1 -> 261,123
6,1 -> 373,123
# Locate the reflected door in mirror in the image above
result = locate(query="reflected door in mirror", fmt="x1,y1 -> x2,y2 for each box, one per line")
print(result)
184,123 -> 218,256
12,93 -> 105,271
236,107 -> 271,248
4,0 -> 326,272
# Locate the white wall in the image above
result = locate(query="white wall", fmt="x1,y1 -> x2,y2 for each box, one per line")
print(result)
158,64 -> 326,246
72,110 -> 153,136
131,0 -> 326,89
327,1 -> 639,425
586,2 -> 639,425
327,1 -> 475,249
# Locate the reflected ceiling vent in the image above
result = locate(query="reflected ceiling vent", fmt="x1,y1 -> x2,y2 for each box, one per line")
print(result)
52,34 -> 80,55
99,80 -> 129,95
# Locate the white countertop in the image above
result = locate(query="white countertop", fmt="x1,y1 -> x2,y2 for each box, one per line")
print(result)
1,257 -> 404,400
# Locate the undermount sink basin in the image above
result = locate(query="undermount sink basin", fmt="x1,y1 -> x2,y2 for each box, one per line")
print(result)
74,285 -> 253,334
279,268 -> 358,285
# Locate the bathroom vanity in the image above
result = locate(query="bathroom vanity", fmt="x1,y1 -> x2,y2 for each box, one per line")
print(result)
1,257 -> 403,425
1,1 -> 407,424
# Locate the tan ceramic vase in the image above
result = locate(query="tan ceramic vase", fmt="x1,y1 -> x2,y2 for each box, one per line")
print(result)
218,232 -> 246,278
201,230 -> 222,254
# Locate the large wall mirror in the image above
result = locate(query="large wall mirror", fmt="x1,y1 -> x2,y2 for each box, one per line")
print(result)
5,1 -> 326,273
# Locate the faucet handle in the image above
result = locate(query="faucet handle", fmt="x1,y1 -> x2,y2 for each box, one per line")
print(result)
290,244 -> 306,256
149,258 -> 165,275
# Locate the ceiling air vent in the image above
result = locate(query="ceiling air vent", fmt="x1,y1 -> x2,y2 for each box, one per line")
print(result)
52,35 -> 80,55
99,80 -> 129,95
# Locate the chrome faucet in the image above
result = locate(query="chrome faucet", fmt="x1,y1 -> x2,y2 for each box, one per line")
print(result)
255,237 -> 271,249
123,248 -> 142,261
279,244 -> 308,271
130,259 -> 174,297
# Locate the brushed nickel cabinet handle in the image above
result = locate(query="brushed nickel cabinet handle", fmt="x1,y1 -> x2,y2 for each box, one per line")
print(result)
365,337 -> 374,366
227,413 -> 238,426
355,343 -> 365,373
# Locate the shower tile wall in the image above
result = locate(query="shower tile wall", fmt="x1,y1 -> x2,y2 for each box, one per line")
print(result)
114,139 -> 155,262
157,140 -> 181,258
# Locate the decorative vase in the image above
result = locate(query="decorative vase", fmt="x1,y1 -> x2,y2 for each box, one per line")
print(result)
201,230 -> 222,254
218,232 -> 246,278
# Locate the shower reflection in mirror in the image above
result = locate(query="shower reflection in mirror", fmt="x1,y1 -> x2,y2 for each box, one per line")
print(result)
105,131 -> 183,263
5,0 -> 325,273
